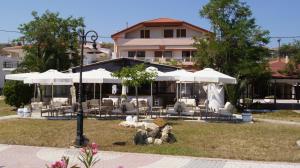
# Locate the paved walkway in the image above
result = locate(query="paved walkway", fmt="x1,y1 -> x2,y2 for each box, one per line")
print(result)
0,144 -> 299,168
0,115 -> 18,120
254,118 -> 300,126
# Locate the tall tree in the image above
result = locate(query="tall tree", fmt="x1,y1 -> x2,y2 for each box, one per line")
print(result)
19,10 -> 84,72
194,0 -> 271,106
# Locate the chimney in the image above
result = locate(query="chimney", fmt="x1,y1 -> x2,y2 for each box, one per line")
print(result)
285,55 -> 289,63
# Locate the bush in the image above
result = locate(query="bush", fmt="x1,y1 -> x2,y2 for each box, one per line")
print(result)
3,80 -> 34,108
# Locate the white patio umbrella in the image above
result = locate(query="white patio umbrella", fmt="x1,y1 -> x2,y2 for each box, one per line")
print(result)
24,69 -> 74,99
5,72 -> 41,101
193,68 -> 237,114
146,67 -> 176,112
5,72 -> 40,81
164,69 -> 194,99
72,68 -> 119,84
24,69 -> 74,85
194,68 -> 237,84
73,68 -> 120,106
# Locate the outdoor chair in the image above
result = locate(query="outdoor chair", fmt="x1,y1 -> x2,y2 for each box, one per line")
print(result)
100,99 -> 114,117
217,102 -> 234,120
137,100 -> 149,116
61,103 -> 78,118
41,106 -> 56,117
167,102 -> 195,118
88,99 -> 100,117
82,102 -> 94,117
124,102 -> 138,115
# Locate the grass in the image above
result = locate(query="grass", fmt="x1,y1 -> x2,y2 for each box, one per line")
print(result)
253,110 -> 300,122
0,119 -> 299,162
0,99 -> 15,117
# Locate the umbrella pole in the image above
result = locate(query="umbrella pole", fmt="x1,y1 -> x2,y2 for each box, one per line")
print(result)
176,83 -> 178,101
150,82 -> 153,115
205,85 -> 209,119
51,84 -> 54,100
94,83 -> 96,99
33,84 -> 36,102
185,83 -> 187,98
99,83 -> 102,111
180,82 -> 182,100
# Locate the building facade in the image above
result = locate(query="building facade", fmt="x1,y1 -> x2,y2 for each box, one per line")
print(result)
0,55 -> 19,90
111,18 -> 211,63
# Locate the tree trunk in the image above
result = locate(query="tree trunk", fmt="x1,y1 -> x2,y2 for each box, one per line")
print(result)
135,86 -> 139,122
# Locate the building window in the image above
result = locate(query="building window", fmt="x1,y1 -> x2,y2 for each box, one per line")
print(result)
128,51 -> 136,58
164,51 -> 172,58
164,29 -> 173,38
128,51 -> 145,58
182,51 -> 190,61
176,29 -> 186,38
140,30 -> 150,38
136,51 -> 145,58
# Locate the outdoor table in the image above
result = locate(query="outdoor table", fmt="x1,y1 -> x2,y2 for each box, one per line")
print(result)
151,106 -> 163,118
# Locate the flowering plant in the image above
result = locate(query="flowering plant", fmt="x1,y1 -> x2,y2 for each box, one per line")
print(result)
78,142 -> 100,168
46,143 -> 99,168
46,156 -> 79,168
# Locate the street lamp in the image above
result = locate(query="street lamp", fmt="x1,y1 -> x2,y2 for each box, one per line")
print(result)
75,28 -> 98,147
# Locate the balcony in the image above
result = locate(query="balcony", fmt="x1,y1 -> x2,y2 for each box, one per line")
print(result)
116,38 -> 195,48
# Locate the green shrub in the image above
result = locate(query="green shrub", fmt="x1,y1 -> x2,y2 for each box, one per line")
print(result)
3,80 -> 34,108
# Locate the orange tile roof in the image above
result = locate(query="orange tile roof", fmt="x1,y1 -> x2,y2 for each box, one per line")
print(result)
144,18 -> 183,23
111,18 -> 212,38
269,58 -> 300,78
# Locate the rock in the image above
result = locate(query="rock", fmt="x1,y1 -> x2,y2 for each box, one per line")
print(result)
133,129 -> 147,145
161,125 -> 172,134
161,132 -> 169,142
297,140 -> 300,147
154,138 -> 162,145
153,118 -> 167,128
148,127 -> 160,138
167,133 -> 177,144
146,137 -> 154,144
144,122 -> 159,131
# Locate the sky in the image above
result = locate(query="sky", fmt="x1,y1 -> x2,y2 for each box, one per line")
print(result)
0,0 -> 299,47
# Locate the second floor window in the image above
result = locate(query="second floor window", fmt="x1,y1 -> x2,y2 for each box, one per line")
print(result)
140,30 -> 150,38
164,29 -> 173,38
176,29 -> 186,38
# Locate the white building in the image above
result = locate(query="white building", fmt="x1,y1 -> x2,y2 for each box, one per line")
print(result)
0,55 -> 19,90
83,43 -> 112,65
111,18 -> 211,63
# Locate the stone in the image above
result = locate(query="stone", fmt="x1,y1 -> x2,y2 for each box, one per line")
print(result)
144,122 -> 159,131
148,127 -> 160,138
133,129 -> 148,145
161,132 -> 169,142
154,138 -> 162,145
297,140 -> 300,147
146,137 -> 154,144
161,125 -> 172,134
167,133 -> 177,144
153,118 -> 167,128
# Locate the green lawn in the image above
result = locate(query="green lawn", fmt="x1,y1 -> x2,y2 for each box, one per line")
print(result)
253,110 -> 300,122
0,99 -> 15,117
0,119 -> 299,162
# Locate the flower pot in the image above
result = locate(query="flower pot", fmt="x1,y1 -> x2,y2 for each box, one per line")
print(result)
242,112 -> 252,122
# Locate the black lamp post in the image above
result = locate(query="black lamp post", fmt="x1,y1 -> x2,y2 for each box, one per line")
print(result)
75,28 -> 98,147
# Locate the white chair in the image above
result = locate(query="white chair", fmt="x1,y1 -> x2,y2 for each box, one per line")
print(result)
217,102 -> 234,119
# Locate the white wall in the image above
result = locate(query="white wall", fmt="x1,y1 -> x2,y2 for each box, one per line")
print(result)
0,56 -> 19,89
